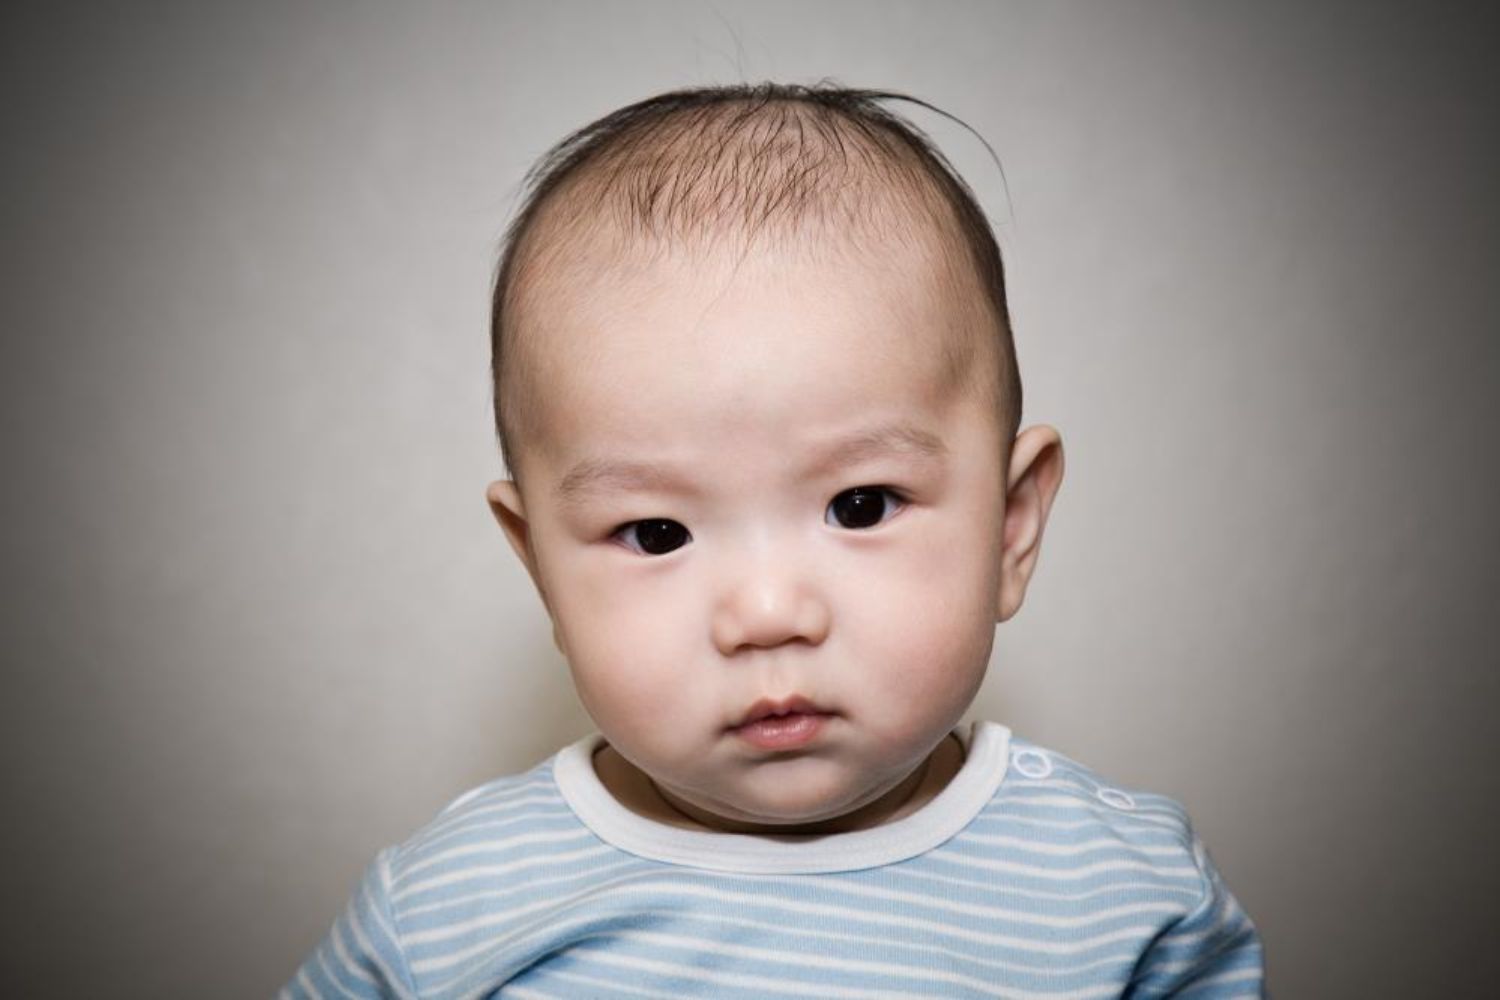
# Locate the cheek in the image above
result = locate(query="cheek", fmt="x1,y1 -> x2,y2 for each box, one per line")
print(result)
541,553 -> 708,725
847,518 -> 998,697
854,591 -> 992,688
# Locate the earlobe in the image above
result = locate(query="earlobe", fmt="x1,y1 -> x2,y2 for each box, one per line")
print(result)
996,425 -> 1065,623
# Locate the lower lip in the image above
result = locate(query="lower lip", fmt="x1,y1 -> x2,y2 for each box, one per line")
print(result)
732,712 -> 830,751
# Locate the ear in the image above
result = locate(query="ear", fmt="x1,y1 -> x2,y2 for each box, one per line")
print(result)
487,478 -> 573,655
485,479 -> 549,614
996,425 -> 1065,623
487,480 -> 571,655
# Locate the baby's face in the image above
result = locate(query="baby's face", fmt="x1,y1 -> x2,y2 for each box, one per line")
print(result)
494,234 -> 1010,831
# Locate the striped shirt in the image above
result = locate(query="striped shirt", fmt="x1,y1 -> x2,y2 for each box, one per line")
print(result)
281,720 -> 1264,998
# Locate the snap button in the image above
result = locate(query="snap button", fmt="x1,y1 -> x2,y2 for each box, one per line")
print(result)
1096,787 -> 1136,810
1012,748 -> 1053,779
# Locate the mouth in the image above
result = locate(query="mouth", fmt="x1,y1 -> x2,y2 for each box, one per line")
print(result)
731,694 -> 835,729
730,695 -> 835,751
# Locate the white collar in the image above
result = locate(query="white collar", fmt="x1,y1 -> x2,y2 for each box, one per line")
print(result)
552,719 -> 1011,874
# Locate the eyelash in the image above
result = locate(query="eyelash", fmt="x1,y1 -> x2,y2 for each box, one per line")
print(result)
610,486 -> 908,557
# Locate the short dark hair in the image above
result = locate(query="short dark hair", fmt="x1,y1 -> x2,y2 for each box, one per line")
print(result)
490,81 -> 1021,481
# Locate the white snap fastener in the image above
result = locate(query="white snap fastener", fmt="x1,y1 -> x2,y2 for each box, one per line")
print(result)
1096,787 -> 1135,810
1012,749 -> 1053,779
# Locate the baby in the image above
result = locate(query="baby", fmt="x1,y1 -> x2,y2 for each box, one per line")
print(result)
283,83 -> 1264,998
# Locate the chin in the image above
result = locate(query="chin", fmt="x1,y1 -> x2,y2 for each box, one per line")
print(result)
741,803 -> 836,825
731,785 -> 865,825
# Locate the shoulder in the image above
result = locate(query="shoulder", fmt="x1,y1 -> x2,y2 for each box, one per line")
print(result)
278,751 -> 597,998
380,750 -> 587,895
430,755 -> 564,828
978,733 -> 1203,878
1001,735 -> 1194,825
986,736 -> 1266,993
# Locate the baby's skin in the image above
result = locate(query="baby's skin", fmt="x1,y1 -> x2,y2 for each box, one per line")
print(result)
486,232 -> 1064,837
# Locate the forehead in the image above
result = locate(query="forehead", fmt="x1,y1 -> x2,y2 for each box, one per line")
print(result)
512,229 -> 991,479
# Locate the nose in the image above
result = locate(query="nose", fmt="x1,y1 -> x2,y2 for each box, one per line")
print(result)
710,549 -> 832,655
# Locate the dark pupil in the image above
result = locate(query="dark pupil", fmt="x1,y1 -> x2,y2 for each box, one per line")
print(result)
636,519 -> 688,554
832,488 -> 885,529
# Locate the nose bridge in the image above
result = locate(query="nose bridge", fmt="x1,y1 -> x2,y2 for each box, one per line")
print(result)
711,522 -> 830,654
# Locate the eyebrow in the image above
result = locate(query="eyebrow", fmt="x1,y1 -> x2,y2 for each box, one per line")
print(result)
555,458 -> 692,509
807,422 -> 949,473
555,422 -> 948,509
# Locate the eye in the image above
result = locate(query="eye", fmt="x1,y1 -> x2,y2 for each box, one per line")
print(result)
613,518 -> 691,556
825,486 -> 905,530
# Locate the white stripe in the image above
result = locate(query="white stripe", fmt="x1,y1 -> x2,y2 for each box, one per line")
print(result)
429,789 -> 566,832
576,946 -> 1129,1000
926,850 -> 1201,882
331,912 -> 377,985
406,803 -> 578,860
410,873 -> 1178,974
404,863 -> 1183,950
955,832 -> 1186,857
884,859 -> 1200,904
405,868 -> 661,949
393,843 -> 617,902
1002,791 -> 1176,821
1141,942 -> 1262,981
315,947 -> 364,1000
640,884 -> 1171,953
625,925 -> 1138,995
971,812 -> 1184,835
419,790 -> 567,844
699,868 -> 1190,928
347,871 -> 415,1000
613,927 -> 1063,997
992,794 -> 1186,829
432,902 -> 1157,990
528,966 -> 677,999
402,858 -> 641,920
1011,768 -> 1188,812
423,779 -> 561,837
496,985 -> 561,1000
293,966 -> 324,1000
638,906 -> 1148,979
1153,887 -> 1250,953
405,839 -> 1200,941
396,827 -> 596,883
1171,966 -> 1265,998
572,947 -> 952,1000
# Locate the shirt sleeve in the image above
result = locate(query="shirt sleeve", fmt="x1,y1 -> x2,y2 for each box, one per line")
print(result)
1130,832 -> 1267,998
277,847 -> 419,1000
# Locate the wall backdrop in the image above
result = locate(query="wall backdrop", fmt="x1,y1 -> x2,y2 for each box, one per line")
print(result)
3,2 -> 1496,996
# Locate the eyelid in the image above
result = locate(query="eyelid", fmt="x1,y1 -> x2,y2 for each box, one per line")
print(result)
847,484 -> 909,504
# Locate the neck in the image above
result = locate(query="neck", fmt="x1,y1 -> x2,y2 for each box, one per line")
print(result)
596,733 -> 965,836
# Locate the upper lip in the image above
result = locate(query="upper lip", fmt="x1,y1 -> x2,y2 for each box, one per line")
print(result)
732,695 -> 832,728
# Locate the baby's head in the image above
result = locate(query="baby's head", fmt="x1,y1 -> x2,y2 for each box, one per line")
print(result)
485,83 -> 1063,835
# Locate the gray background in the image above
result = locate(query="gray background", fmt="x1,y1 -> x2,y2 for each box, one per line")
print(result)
3,2 -> 1496,997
